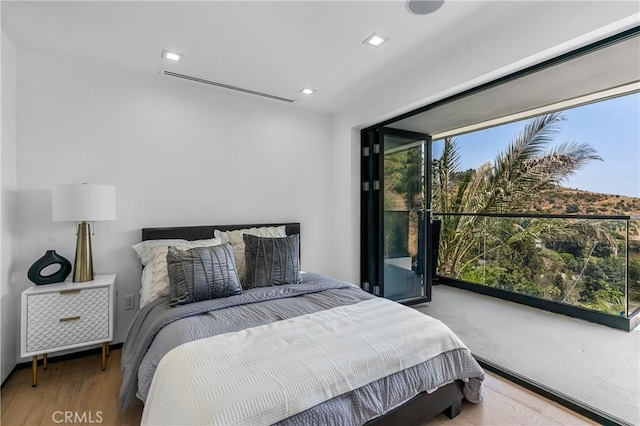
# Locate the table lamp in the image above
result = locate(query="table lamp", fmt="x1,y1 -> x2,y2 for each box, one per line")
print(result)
52,184 -> 116,282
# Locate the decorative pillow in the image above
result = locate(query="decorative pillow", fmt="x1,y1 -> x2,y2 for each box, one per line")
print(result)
243,234 -> 302,289
214,226 -> 286,284
133,238 -> 222,308
166,243 -> 242,305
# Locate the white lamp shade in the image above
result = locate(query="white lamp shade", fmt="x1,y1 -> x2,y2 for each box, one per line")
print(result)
52,184 -> 116,222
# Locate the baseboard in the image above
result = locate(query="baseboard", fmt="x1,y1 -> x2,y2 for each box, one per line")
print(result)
475,355 -> 631,426
1,342 -> 123,389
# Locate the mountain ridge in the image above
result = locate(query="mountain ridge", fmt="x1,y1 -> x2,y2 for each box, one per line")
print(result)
531,186 -> 640,216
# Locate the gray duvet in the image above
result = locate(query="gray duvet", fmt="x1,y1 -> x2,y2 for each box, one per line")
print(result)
119,273 -> 484,424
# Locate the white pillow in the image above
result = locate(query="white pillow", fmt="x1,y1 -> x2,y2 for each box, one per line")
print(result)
133,238 -> 222,308
139,265 -> 154,309
214,226 -> 286,284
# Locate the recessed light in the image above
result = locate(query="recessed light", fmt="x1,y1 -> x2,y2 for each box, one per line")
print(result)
363,33 -> 389,47
299,88 -> 316,95
162,50 -> 183,62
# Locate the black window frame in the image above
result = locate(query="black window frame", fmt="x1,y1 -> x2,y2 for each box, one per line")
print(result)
360,26 -> 640,331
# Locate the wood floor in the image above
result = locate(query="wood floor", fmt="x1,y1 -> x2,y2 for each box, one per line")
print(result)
1,349 -> 596,426
1,349 -> 142,426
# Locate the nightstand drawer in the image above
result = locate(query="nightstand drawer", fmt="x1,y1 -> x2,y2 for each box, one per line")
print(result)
26,311 -> 109,353
26,287 -> 109,324
21,275 -> 116,386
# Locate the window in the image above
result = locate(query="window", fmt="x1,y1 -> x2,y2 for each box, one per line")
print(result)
432,92 -> 639,318
361,28 -> 640,329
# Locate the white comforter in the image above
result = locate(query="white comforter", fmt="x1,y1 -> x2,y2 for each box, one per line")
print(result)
141,297 -> 469,425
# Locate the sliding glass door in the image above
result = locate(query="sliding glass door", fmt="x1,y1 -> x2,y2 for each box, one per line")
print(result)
361,127 -> 433,303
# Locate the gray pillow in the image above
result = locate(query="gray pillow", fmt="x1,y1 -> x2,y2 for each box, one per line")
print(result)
243,234 -> 302,289
167,243 -> 242,305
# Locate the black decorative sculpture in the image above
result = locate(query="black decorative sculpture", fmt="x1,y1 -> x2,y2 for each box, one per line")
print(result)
27,250 -> 72,285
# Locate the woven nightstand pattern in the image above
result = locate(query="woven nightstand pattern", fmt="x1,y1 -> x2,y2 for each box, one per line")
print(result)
26,287 -> 109,352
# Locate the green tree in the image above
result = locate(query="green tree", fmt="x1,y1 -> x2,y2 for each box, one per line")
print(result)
553,274 -> 565,300
433,112 -> 603,278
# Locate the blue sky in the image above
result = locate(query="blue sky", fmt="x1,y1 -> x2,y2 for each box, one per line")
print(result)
432,92 -> 640,197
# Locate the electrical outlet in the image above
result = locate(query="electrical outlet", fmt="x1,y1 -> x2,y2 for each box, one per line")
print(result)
124,294 -> 135,310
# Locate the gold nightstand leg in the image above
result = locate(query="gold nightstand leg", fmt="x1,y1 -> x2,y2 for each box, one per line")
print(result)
106,343 -> 110,357
43,353 -> 48,370
31,356 -> 38,387
101,343 -> 107,370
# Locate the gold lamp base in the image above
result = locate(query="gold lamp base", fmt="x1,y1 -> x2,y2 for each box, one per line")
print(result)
73,221 -> 94,282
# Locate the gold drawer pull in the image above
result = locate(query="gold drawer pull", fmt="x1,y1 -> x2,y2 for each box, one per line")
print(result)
59,289 -> 81,295
59,316 -> 80,322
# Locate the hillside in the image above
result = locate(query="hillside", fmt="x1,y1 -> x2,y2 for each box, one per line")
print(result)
530,186 -> 640,245
530,186 -> 640,216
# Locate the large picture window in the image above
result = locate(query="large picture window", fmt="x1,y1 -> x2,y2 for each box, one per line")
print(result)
432,92 -> 639,317
361,28 -> 640,330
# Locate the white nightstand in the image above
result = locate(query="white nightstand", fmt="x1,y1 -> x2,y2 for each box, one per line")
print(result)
21,274 -> 115,386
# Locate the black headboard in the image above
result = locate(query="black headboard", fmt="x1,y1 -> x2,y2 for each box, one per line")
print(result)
141,222 -> 301,241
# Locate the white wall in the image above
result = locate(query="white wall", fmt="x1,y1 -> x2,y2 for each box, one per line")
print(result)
1,29 -> 19,382
16,49 -> 333,349
329,3 -> 640,285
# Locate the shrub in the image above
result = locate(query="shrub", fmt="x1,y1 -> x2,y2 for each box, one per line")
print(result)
565,204 -> 580,213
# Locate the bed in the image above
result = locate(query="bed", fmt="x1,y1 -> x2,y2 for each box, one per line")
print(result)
119,222 -> 484,425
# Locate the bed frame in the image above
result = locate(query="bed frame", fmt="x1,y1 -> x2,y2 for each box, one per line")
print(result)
141,222 -> 464,425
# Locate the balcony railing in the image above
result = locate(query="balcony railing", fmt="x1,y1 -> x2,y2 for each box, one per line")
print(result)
433,212 -> 640,328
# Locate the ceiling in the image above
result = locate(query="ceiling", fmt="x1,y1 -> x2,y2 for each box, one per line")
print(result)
1,1 -> 487,113
2,1 -> 639,115
390,34 -> 640,136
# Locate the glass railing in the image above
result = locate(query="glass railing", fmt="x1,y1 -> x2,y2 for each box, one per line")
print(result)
629,218 -> 640,315
434,212 -> 640,318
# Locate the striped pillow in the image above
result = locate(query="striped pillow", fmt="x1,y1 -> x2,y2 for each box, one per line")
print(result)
166,243 -> 242,305
214,226 -> 286,284
243,234 -> 302,289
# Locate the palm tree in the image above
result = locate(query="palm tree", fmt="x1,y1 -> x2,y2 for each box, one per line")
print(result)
433,112 -> 604,277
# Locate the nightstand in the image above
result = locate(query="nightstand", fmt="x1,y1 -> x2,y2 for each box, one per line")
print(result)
21,274 -> 115,386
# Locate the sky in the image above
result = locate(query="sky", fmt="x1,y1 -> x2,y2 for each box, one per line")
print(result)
432,92 -> 640,197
